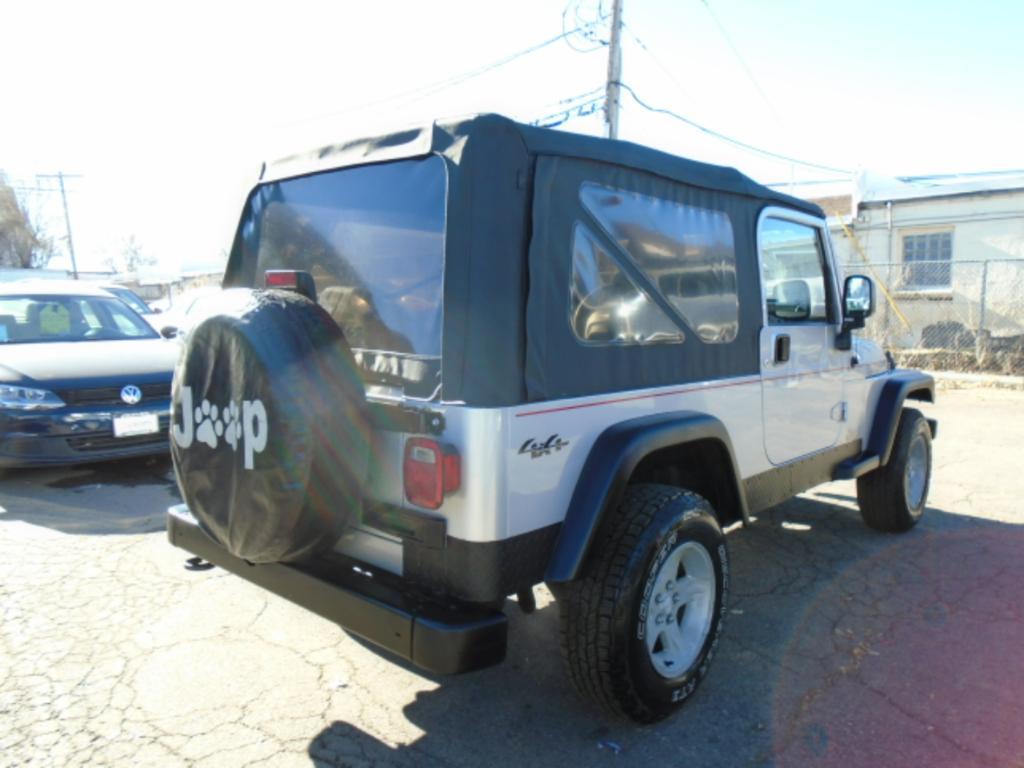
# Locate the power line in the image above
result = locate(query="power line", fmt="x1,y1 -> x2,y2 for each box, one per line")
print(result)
562,0 -> 608,52
531,95 -> 604,128
621,21 -> 694,103
698,0 -> 780,125
532,85 -> 605,115
612,81 -> 851,174
287,23 -> 603,127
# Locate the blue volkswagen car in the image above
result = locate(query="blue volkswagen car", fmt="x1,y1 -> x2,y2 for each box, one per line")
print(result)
0,282 -> 178,467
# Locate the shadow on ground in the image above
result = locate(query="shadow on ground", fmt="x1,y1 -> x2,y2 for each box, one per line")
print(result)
0,455 -> 179,535
306,495 -> 1024,768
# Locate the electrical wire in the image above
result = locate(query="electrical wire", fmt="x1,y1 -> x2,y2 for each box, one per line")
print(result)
620,21 -> 694,103
562,0 -> 608,52
612,81 -> 852,174
530,85 -> 605,127
532,85 -> 605,115
698,0 -> 780,125
285,23 -> 603,127
532,95 -> 602,128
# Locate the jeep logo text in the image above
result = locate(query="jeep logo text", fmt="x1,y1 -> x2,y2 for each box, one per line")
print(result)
172,385 -> 268,469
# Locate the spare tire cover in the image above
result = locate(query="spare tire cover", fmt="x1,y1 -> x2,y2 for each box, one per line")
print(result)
170,289 -> 373,563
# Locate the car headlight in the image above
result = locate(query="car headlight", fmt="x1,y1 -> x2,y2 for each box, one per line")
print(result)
0,385 -> 65,410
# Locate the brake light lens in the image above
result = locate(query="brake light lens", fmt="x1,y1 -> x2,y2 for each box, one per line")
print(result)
404,438 -> 461,509
265,270 -> 298,288
264,270 -> 317,301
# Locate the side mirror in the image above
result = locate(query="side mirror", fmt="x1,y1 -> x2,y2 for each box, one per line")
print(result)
769,279 -> 812,322
837,274 -> 874,351
843,275 -> 874,325
160,326 -> 180,339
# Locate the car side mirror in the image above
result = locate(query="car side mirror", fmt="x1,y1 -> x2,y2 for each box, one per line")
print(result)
769,279 -> 811,322
837,274 -> 874,350
843,275 -> 874,326
160,326 -> 180,339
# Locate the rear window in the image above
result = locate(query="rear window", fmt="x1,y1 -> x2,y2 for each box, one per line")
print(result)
234,156 -> 446,397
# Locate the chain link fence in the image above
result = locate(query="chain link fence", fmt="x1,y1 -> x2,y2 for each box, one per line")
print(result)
843,259 -> 1024,375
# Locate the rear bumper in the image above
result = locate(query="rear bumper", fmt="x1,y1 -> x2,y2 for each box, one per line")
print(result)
166,505 -> 507,675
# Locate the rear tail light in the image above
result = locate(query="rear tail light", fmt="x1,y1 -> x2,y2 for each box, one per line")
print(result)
404,437 -> 461,509
264,270 -> 317,301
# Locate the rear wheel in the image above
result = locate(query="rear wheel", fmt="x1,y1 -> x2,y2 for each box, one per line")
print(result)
857,408 -> 932,532
556,484 -> 728,722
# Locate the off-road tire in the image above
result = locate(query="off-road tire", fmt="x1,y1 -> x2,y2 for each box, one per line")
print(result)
555,483 -> 728,723
857,408 -> 932,533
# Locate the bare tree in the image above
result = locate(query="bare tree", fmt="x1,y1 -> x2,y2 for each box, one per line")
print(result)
0,176 -> 55,268
104,235 -> 157,274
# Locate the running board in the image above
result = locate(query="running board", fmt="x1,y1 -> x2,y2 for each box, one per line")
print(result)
833,453 -> 880,480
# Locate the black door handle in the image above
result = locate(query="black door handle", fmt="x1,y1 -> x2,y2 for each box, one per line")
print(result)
775,334 -> 791,363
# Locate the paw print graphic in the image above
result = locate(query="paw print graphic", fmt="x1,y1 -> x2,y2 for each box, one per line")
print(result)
193,398 -> 245,452
222,401 -> 243,451
194,399 -> 219,448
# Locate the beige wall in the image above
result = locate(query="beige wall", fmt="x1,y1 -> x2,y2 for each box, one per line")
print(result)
828,189 -> 1024,345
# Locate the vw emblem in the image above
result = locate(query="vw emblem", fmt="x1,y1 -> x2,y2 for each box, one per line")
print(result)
120,385 -> 142,405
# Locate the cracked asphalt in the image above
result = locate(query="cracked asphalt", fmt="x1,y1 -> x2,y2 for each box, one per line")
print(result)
1,387 -> 1022,767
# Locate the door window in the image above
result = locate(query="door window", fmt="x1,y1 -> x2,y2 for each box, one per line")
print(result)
759,218 -> 831,324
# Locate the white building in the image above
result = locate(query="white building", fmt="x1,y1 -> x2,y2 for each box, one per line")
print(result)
776,170 -> 1024,350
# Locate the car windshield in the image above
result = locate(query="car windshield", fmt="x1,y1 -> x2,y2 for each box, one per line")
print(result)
106,286 -> 152,315
0,294 -> 158,344
230,156 -> 447,397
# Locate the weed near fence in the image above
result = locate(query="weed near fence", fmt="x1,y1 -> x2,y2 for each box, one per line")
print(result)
845,259 -> 1024,375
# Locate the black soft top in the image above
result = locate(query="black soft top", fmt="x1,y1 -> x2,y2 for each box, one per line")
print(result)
265,114 -> 821,217
232,115 -> 823,407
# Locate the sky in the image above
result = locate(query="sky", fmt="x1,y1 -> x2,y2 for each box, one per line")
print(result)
3,0 -> 1023,276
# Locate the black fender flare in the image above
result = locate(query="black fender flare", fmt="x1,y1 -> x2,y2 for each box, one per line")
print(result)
544,411 -> 748,584
868,370 -> 935,467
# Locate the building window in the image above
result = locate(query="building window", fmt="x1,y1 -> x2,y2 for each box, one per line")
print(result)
902,232 -> 952,290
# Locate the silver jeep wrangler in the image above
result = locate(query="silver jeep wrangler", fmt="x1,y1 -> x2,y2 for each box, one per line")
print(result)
167,114 -> 936,722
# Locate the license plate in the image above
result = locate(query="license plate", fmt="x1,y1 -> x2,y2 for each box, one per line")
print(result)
113,412 -> 160,438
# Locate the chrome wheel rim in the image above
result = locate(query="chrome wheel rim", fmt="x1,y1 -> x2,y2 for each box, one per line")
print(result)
644,540 -> 715,679
904,433 -> 929,510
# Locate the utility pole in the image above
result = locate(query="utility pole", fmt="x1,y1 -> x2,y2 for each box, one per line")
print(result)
604,0 -> 624,139
37,172 -> 81,279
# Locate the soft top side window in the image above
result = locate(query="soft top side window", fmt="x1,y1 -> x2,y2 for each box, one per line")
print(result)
570,223 -> 685,346
580,182 -> 739,344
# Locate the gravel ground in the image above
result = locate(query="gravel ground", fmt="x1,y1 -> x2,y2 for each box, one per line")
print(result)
1,388 -> 1022,768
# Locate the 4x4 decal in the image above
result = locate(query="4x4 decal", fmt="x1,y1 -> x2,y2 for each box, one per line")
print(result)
519,434 -> 570,459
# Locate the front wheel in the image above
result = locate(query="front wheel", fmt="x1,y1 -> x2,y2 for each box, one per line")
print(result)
857,408 -> 932,532
555,484 -> 729,723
